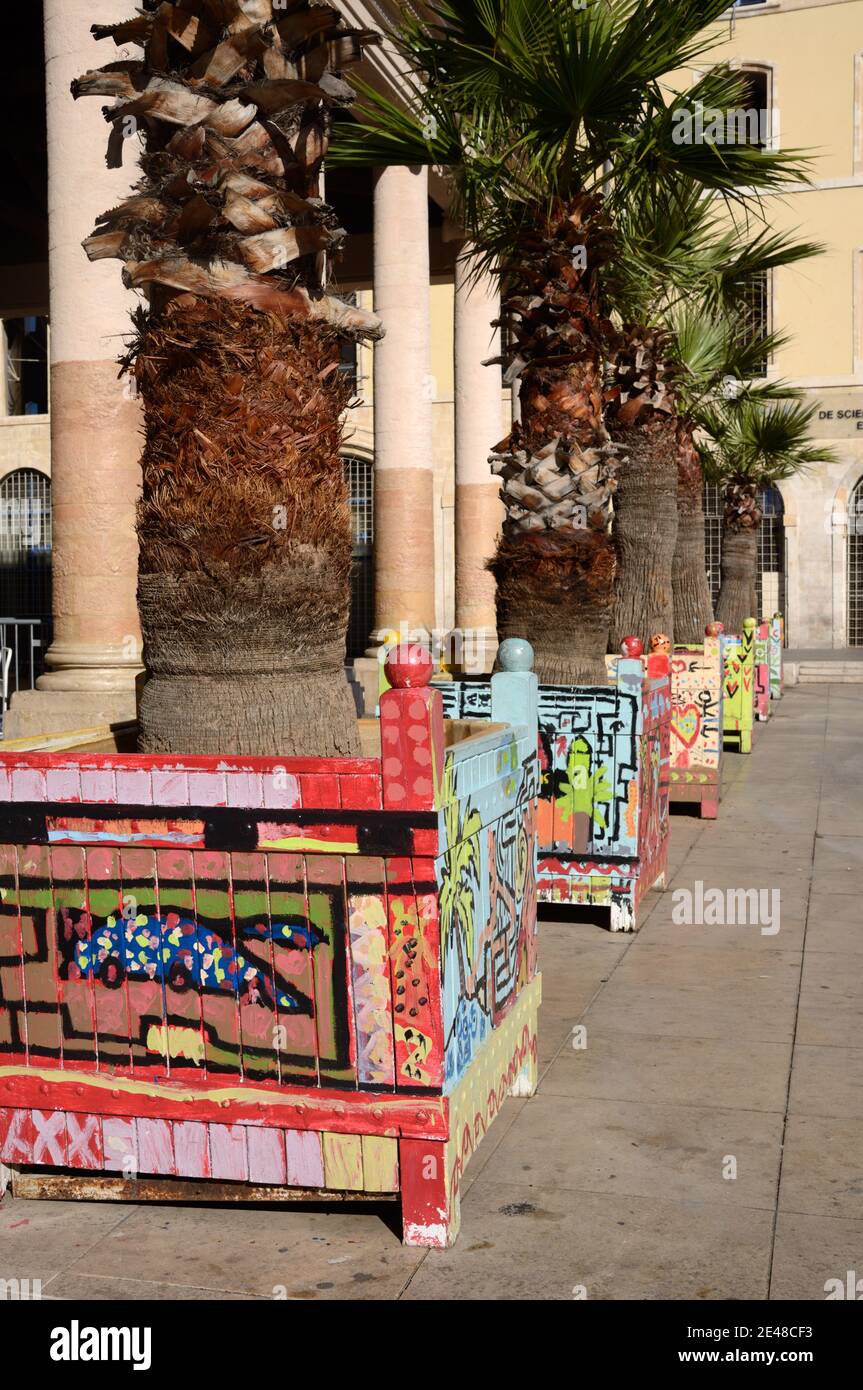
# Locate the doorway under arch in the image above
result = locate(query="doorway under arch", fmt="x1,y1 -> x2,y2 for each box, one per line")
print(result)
848,476 -> 863,646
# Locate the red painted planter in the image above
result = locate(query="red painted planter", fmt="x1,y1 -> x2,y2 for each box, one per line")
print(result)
0,655 -> 540,1247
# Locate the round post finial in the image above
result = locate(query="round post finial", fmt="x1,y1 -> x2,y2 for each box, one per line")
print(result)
649,633 -> 671,655
384,644 -> 434,690
706,621 -> 725,636
620,636 -> 644,658
743,617 -> 756,634
497,637 -> 534,672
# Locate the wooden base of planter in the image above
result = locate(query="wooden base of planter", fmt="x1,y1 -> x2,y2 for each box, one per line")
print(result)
538,853 -> 667,933
669,770 -> 720,819
0,976 -> 541,1248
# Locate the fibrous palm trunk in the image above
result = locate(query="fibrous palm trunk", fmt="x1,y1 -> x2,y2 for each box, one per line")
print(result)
73,0 -> 382,755
672,422 -> 714,642
489,196 -> 621,685
715,477 -> 761,632
607,330 -> 678,649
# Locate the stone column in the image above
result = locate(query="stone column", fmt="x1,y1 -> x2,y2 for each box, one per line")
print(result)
8,0 -> 142,738
370,165 -> 435,644
454,250 -> 503,672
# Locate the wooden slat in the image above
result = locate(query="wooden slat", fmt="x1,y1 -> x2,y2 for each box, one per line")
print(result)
156,847 -> 206,1076
0,844 -> 25,1061
321,1131 -> 363,1191
361,1135 -> 399,1193
16,844 -> 63,1062
231,850 -> 279,1084
285,1128 -> 324,1187
193,849 -> 242,1078
266,852 -> 319,1084
118,848 -> 166,1074
304,854 -> 354,1087
85,846 -> 132,1073
345,858 -> 395,1089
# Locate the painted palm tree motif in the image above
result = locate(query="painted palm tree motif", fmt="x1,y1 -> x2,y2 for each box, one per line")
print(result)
555,734 -> 613,851
439,765 -> 483,997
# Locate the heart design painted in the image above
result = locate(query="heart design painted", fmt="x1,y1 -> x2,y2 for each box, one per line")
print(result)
672,704 -> 701,749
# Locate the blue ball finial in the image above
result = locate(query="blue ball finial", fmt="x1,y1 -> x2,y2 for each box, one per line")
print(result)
497,637 -> 534,672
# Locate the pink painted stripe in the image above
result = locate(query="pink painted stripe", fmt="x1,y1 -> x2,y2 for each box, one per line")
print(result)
11,767 -> 45,801
286,1129 -> 325,1188
246,1126 -> 287,1185
80,769 -> 117,803
30,1108 -> 67,1165
102,1116 -> 137,1175
208,1123 -> 248,1182
151,770 -> 189,806
172,1121 -> 211,1179
187,771 -> 228,807
135,1117 -> 175,1176
115,769 -> 153,805
65,1112 -> 104,1170
226,771 -> 264,809
46,767 -> 82,803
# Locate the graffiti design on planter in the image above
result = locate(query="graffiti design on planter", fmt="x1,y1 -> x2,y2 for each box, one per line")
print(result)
60,908 -> 321,1013
442,754 -> 538,1088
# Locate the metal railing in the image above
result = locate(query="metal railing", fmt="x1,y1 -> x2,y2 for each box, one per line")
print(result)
0,617 -> 44,736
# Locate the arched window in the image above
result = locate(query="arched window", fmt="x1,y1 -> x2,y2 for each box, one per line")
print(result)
342,455 -> 374,659
703,482 -> 786,620
848,478 -> 863,647
0,468 -> 52,605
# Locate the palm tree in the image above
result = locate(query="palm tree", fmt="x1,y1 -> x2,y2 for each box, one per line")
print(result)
329,0 -> 809,682
697,396 -> 837,632
603,179 -> 821,647
73,0 -> 382,755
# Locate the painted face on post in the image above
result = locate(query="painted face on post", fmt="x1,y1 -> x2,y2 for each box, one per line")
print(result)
649,633 -> 671,655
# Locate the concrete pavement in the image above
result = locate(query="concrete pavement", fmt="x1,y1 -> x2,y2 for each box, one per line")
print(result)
1,684 -> 860,1300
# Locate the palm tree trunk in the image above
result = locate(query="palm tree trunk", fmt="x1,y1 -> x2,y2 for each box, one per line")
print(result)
672,425 -> 714,641
490,195 -> 620,685
715,528 -> 758,633
494,529 -> 616,684
134,298 -> 361,757
609,416 -> 678,649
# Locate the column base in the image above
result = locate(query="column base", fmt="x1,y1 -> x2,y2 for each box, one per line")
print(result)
3,688 -> 138,742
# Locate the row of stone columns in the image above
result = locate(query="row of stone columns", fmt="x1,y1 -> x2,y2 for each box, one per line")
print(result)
11,4 -> 503,735
370,164 -> 503,667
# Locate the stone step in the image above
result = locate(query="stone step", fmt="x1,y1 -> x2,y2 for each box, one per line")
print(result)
796,663 -> 863,682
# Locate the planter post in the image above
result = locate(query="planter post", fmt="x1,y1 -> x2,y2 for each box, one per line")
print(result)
754,620 -> 771,722
669,627 -> 725,819
723,617 -> 757,753
769,614 -> 784,700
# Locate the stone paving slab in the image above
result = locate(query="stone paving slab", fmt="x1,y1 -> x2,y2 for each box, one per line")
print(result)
0,683 -> 860,1301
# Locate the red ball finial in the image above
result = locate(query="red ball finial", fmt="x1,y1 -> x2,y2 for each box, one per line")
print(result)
620,635 -> 644,658
384,643 -> 434,689
706,621 -> 724,636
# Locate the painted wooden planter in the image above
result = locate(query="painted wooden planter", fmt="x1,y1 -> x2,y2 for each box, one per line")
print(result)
723,618 -> 757,753
767,614 -> 784,701
0,650 -> 540,1248
754,619 -> 771,722
669,635 -> 724,819
439,647 -> 670,933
